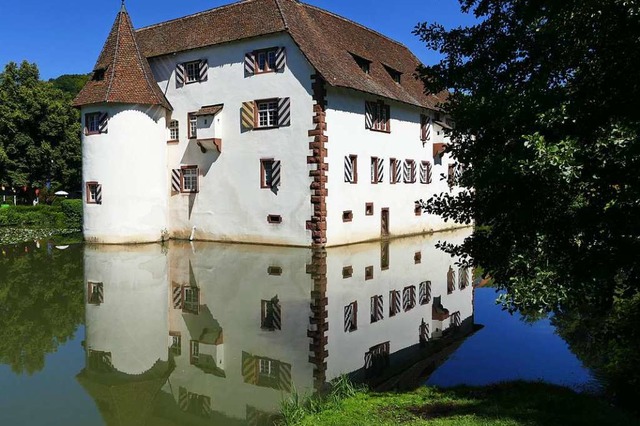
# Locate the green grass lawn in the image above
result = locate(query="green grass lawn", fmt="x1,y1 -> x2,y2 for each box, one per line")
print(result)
287,381 -> 637,426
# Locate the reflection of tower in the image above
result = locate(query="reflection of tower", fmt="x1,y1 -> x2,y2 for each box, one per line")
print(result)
307,248 -> 329,390
77,244 -> 172,425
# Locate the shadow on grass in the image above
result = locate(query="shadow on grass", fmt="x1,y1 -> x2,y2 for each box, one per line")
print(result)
395,381 -> 637,426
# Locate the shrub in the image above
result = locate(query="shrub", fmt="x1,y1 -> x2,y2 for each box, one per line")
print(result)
60,199 -> 83,229
0,205 -> 67,228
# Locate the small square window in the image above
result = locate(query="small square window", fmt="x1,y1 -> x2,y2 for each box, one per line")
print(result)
183,286 -> 200,314
185,61 -> 200,83
87,281 -> 104,305
344,155 -> 358,183
257,100 -> 278,128
91,68 -> 105,81
342,210 -> 353,222
342,266 -> 353,279
267,214 -> 282,224
169,120 -> 179,141
188,113 -> 197,139
344,301 -> 358,332
170,333 -> 181,357
181,166 -> 199,193
365,202 -> 374,216
268,266 -> 282,276
365,266 -> 374,280
261,297 -> 281,331
414,251 -> 422,264
85,112 -> 101,135
255,48 -> 278,73
86,181 -> 101,204
350,53 -> 371,74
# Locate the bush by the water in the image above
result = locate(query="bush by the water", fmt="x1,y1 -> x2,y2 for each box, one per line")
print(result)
0,203 -> 82,229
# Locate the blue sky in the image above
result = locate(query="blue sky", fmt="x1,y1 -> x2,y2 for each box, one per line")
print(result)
0,0 -> 475,80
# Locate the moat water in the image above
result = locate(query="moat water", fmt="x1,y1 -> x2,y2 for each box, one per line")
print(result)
0,230 -> 596,425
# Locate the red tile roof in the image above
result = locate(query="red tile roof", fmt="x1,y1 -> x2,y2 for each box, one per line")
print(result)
135,0 -> 446,109
78,0 -> 445,110
73,6 -> 172,110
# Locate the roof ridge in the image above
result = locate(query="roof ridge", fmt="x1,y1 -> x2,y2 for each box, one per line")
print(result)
104,10 -> 123,102
127,11 -> 169,107
136,1 -> 248,32
274,0 -> 289,30
300,2 -> 413,54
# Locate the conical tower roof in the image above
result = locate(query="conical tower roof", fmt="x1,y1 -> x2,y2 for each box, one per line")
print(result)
74,4 -> 172,110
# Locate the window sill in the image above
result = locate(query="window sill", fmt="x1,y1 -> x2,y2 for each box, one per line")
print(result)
254,125 -> 281,131
167,139 -> 179,144
369,128 -> 391,134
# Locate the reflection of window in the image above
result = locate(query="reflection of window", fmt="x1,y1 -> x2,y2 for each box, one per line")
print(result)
389,290 -> 401,317
419,281 -> 431,305
344,301 -> 358,332
403,286 -> 416,311
370,295 -> 384,323
259,358 -> 276,377
170,334 -> 181,357
447,266 -> 456,294
261,297 -> 281,331
183,287 -> 200,314
87,281 -> 104,305
364,341 -> 390,376
190,340 -> 200,364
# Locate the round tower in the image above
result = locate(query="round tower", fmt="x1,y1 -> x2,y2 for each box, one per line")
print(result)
73,4 -> 172,243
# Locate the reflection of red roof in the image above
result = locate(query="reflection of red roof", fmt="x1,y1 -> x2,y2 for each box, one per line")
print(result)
131,0 -> 447,109
73,6 -> 171,110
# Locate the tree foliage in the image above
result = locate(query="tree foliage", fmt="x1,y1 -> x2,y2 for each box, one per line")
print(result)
0,61 -> 82,191
49,73 -> 90,98
0,243 -> 84,374
415,0 -> 640,315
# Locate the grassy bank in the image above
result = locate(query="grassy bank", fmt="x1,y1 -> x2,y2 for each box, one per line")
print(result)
0,201 -> 82,245
282,381 -> 637,426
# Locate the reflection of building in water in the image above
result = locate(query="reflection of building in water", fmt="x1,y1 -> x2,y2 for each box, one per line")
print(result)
79,229 -> 475,424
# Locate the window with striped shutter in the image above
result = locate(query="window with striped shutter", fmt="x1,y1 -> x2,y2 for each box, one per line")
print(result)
390,158 -> 402,184
370,295 -> 384,323
242,98 -> 291,130
261,159 -> 281,193
420,114 -> 431,142
420,161 -> 432,184
403,286 -> 416,311
261,296 -> 282,331
86,182 -> 102,205
419,281 -> 431,305
344,301 -> 358,332
403,160 -> 416,183
365,101 -> 391,132
344,155 -> 357,183
245,47 -> 286,77
371,157 -> 384,184
176,60 -> 208,87
389,290 -> 401,317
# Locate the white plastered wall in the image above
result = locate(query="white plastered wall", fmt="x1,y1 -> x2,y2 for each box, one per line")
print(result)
84,244 -> 169,375
165,241 -> 315,420
149,33 -> 315,246
323,228 -> 474,379
82,104 -> 168,244
325,87 -> 463,246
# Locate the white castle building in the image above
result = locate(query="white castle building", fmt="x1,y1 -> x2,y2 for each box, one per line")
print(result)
74,0 -> 459,247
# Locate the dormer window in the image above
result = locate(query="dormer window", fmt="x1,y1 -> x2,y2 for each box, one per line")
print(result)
350,53 -> 371,74
384,65 -> 402,83
91,68 -> 105,82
